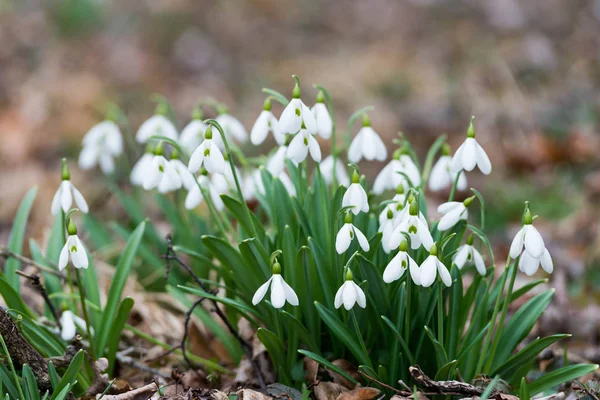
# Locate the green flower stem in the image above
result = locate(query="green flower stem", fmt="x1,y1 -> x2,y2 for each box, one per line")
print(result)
404,276 -> 412,345
61,211 -> 76,312
0,333 -> 25,400
448,171 -> 462,202
476,254 -> 512,374
350,310 -> 373,369
437,281 -> 444,347
75,268 -> 96,359
195,178 -> 230,238
484,257 -> 519,374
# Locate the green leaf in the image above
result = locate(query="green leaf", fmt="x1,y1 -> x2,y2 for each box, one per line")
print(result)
421,135 -> 447,184
0,276 -> 35,319
435,360 -> 458,381
381,316 -> 415,365
280,310 -> 319,353
520,377 -> 530,400
22,364 -> 41,400
7,311 -> 65,357
5,187 -> 37,292
0,364 -> 19,399
298,350 -> 359,385
106,297 -> 135,375
50,349 -> 84,400
527,364 -> 598,395
149,135 -> 186,156
48,362 -> 59,389
480,375 -> 499,400
424,326 -> 448,368
257,328 -> 290,382
95,221 -> 146,356
177,285 -> 259,325
221,194 -> 265,243
262,88 -> 289,106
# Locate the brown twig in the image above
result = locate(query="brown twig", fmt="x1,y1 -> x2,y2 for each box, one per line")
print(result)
99,382 -> 159,400
164,234 -> 266,389
0,248 -> 68,281
358,370 -> 406,394
573,382 -> 600,400
16,270 -> 62,329
409,365 -> 486,397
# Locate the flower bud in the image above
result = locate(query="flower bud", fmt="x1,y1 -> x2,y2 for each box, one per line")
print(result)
441,143 -> 451,156
67,218 -> 77,236
263,97 -> 272,111
344,212 -> 353,224
466,233 -> 474,246
216,104 -> 228,116
61,158 -> 70,181
345,268 -> 354,281
396,184 -> 405,195
155,101 -> 169,116
409,198 -> 418,216
522,207 -> 533,225
316,90 -> 325,104
205,126 -> 213,140
386,208 -> 394,220
200,167 -> 208,176
272,261 -> 282,275
154,141 -> 164,156
192,106 -> 203,121
463,195 -> 476,208
399,239 -> 409,252
351,170 -> 360,184
362,113 -> 371,127
170,148 -> 180,160
467,116 -> 476,138
392,148 -> 402,160
292,84 -> 301,99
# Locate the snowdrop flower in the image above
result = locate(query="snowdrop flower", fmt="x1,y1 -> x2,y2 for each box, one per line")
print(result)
451,117 -> 491,175
389,199 -> 433,251
130,144 -> 154,187
242,169 -> 264,201
348,114 -> 387,163
334,269 -> 366,310
279,82 -> 317,135
286,126 -> 321,164
320,154 -> 350,187
60,310 -> 90,341
336,213 -> 370,254
437,196 -> 474,231
251,98 -> 284,145
143,143 -> 182,193
378,185 -> 406,225
136,102 -> 178,143
311,91 -> 332,139
379,208 -> 395,253
179,109 -> 208,155
170,151 -> 195,190
185,169 -> 225,211
420,244 -> 452,287
51,159 -> 89,215
454,234 -> 486,276
211,156 -> 239,193
342,170 -> 369,215
188,126 -> 226,175
509,206 -> 553,275
429,144 -> 467,192
383,240 -> 421,284
252,261 -> 298,309
78,120 -> 123,174
216,107 -> 248,143
267,145 -> 288,176
58,219 -> 89,271
373,149 -> 420,194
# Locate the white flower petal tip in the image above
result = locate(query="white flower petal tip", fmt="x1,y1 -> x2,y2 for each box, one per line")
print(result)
451,137 -> 492,175
312,102 -> 332,139
336,223 -> 370,254
252,274 -> 298,309
453,244 -> 487,276
188,139 -> 226,175
250,110 -> 283,145
428,155 -> 467,192
319,155 -> 350,187
51,181 -> 89,215
437,201 -> 468,231
342,183 -> 369,215
136,115 -> 178,143
286,129 -> 321,164
419,255 -> 452,287
334,280 -> 366,310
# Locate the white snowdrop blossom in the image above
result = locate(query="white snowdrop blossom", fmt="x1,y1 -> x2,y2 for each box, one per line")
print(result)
130,150 -> 154,187
136,115 -> 178,143
383,240 -> 421,284
311,91 -> 332,139
509,208 -> 553,275
185,173 -> 225,211
320,155 -> 350,187
451,118 -> 491,175
267,145 -> 288,176
454,235 -> 486,276
420,245 -> 452,287
216,112 -> 248,143
378,187 -> 406,225
78,120 -> 123,174
51,160 -> 89,215
252,262 -> 298,309
336,214 -> 370,254
211,160 -> 240,193
286,128 -> 321,164
188,127 -> 226,175
373,150 -> 420,194
342,171 -> 368,215
179,117 -> 208,155
429,144 -> 467,192
379,209 -> 396,254
436,197 -> 474,231
334,269 -> 366,310
171,156 -> 196,190
242,169 -> 264,201
348,114 -> 387,163
279,84 -> 317,135
143,145 -> 182,193
251,99 -> 284,145
389,199 -> 433,251
58,221 -> 88,271
60,311 -> 90,341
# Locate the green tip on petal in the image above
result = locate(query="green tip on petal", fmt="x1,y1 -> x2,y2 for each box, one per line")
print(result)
362,113 -> 371,127
272,261 -> 282,275
430,243 -> 438,256
387,208 -> 394,219
399,240 -> 409,252
61,158 -> 70,181
344,212 -> 353,224
466,233 -> 474,246
263,97 -> 272,111
284,134 -> 293,146
351,170 -> 360,184
200,167 -> 208,176
409,198 -> 418,216
67,218 -> 77,236
154,141 -> 164,156
467,116 -> 476,138
463,196 -> 475,208
292,84 -> 301,99
316,90 -> 325,103
204,126 -> 213,140
345,268 -> 354,281
441,143 -> 451,156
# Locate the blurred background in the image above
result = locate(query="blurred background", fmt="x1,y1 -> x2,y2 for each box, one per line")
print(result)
1,0 -> 600,350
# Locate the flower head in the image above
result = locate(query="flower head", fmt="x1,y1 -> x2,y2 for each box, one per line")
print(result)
136,104 -> 178,143
188,126 -> 226,174
342,170 -> 369,215
279,82 -> 317,135
58,219 -> 89,271
251,98 -> 284,145
389,198 -> 433,251
509,205 -> 553,275
286,127 -> 321,164
383,240 -> 420,284
216,109 -> 248,143
170,151 -> 196,190
420,244 -> 452,287
130,144 -> 154,187
311,91 -> 332,139
60,310 -> 90,341
51,159 -> 89,215
379,208 -> 395,254
451,117 -> 491,175
454,234 -> 486,276
252,261 -> 298,309
143,143 -> 182,193
373,149 -> 421,194
320,154 -> 350,187
348,114 -> 387,163
336,213 -> 370,254
429,144 -> 467,192
334,269 -> 366,310
436,196 -> 474,231
185,170 -> 225,211
78,120 -> 123,175
180,109 -> 208,155
378,185 -> 406,225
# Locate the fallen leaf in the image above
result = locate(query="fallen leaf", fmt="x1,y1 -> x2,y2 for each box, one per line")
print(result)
330,360 -> 360,389
304,356 -> 319,385
314,382 -> 347,400
336,387 -> 380,400
236,388 -> 273,400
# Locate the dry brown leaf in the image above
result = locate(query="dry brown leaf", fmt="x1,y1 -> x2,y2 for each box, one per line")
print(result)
336,387 -> 380,400
304,356 -> 319,384
330,360 -> 360,389
314,382 -> 347,400
236,388 -> 273,400
390,393 -> 430,400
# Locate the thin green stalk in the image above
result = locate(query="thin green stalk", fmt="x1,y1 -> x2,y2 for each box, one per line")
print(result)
484,257 -> 519,373
350,310 -> 373,369
75,268 -> 96,359
61,211 -> 76,312
0,333 -> 25,400
448,171 -> 462,202
476,255 -> 512,374
192,176 -> 228,238
404,276 -> 412,344
437,281 -> 444,346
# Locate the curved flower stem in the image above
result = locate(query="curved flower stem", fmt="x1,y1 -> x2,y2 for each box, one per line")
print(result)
350,309 -> 373,369
448,171 -> 462,202
74,268 -> 96,359
484,257 -> 519,374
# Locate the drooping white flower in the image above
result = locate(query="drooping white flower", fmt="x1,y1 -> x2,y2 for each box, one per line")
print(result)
136,114 -> 178,143
142,144 -> 182,193
188,126 -> 226,175
185,172 -> 225,211
78,120 -> 123,175
179,115 -> 208,155
320,155 -> 350,187
509,206 -> 553,275
311,91 -> 332,139
286,128 -> 321,164
451,118 -> 491,175
519,248 -> 553,276
373,150 -> 420,194
60,310 -> 90,341
242,169 -> 264,201
436,197 -> 474,231
342,171 -> 369,215
171,156 -> 196,190
429,144 -> 467,192
334,269 -> 366,310
212,159 -> 240,193
378,186 -> 406,225
389,199 -> 433,251
279,83 -> 317,135
453,234 -> 486,276
251,98 -> 284,145
336,214 -> 370,254
348,114 -> 387,163
216,111 -> 248,143
420,244 -> 452,287
383,239 -> 421,284
379,209 -> 396,254
252,262 -> 298,309
51,160 -> 89,215
130,148 -> 154,187
58,220 -> 89,271
267,145 -> 288,176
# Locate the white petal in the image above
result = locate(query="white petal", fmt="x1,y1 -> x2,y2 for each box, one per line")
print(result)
179,120 -> 207,154
270,275 -> 287,308
335,159 -> 351,187
383,252 -> 407,283
388,224 -> 405,251
400,156 -> 420,186
71,185 -> 89,214
301,102 -> 318,135
438,205 -> 466,231
438,201 -> 462,214
453,245 -> 470,269
342,184 -> 368,215
334,284 -> 345,309
475,141 -> 492,175
279,99 -> 302,134
451,142 -> 466,173
204,143 -> 226,174
420,256 -> 437,287
58,242 -> 69,271
472,248 -> 487,276
353,226 -> 370,252
188,143 -> 207,173
217,114 -> 247,143
250,111 -> 270,145
347,131 -> 363,164
428,157 -> 451,192
185,185 -> 203,209
51,185 -> 63,215
524,225 -> 545,258
409,256 -> 421,285
319,155 -> 334,184
60,181 -> 73,212
278,172 -> 296,197
136,115 -> 178,143
509,227 -> 526,259
540,248 -> 553,274
60,311 -> 77,341
362,128 -> 378,161
270,114 -> 285,145
70,236 -> 89,269
281,278 -> 299,306
342,282 -> 357,310
373,164 -> 392,195
519,251 -> 539,276
456,170 -> 468,191
307,134 -> 322,162
78,146 -> 98,170
355,284 -> 367,308
130,154 -> 153,186
267,146 -> 287,176
313,103 -> 332,139
462,138 -> 477,171
99,154 -> 116,175
286,131 -> 309,164
335,224 -> 353,254
417,219 -> 434,251
437,260 -> 452,287
252,277 -> 272,305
